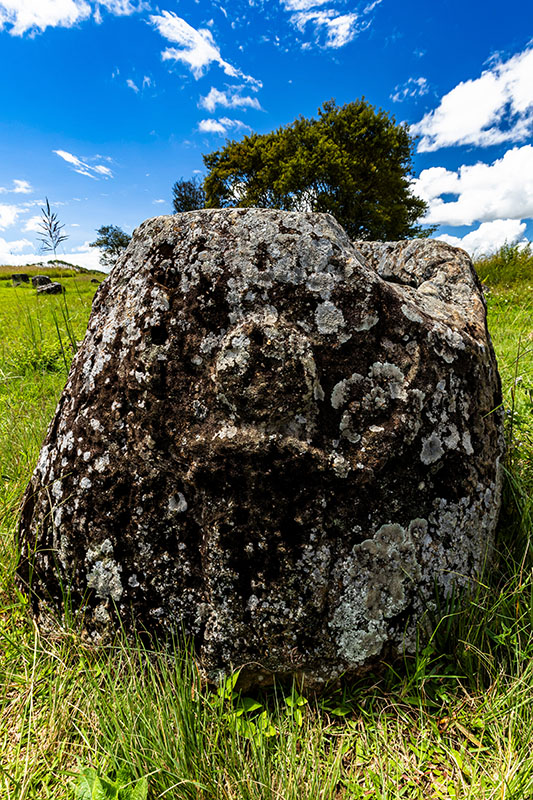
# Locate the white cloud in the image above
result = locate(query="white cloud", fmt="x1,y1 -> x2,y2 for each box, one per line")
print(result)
283,0 -> 382,48
436,220 -> 528,257
391,76 -> 428,103
23,215 -> 43,233
151,11 -> 260,85
0,0 -> 144,35
291,9 -> 360,48
97,0 -> 147,14
199,86 -> 261,113
13,179 -> 32,193
142,75 -> 152,89
198,117 -> 251,135
0,236 -> 33,260
412,46 -> 533,151
53,149 -> 114,179
0,0 -> 91,35
126,78 -> 139,93
0,178 -> 33,194
153,198 -> 166,204
413,145 -> 533,226
0,240 -> 105,271
0,204 -> 20,229
282,0 -> 330,9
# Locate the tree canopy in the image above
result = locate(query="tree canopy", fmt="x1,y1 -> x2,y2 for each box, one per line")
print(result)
202,99 -> 431,241
90,224 -> 131,270
172,176 -> 206,213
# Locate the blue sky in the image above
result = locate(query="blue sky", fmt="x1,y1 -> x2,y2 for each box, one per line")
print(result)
0,0 -> 532,270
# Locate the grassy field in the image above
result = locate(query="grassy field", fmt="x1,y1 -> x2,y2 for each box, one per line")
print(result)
0,249 -> 532,799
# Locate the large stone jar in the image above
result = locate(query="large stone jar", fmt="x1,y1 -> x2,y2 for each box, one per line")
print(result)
19,209 -> 504,688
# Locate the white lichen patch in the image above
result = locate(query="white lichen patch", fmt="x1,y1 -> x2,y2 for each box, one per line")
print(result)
306,271 -> 335,298
369,362 -> 406,400
215,332 -> 251,374
420,433 -> 444,464
353,314 -> 379,332
331,373 -> 364,409
330,453 -> 351,477
168,492 -> 188,513
315,301 -> 345,335
94,604 -> 111,623
401,303 -> 424,324
214,424 -> 239,440
331,521 -> 422,665
94,453 -> 110,472
86,538 -> 123,602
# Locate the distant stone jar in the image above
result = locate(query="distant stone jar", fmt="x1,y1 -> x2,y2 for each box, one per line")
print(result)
19,209 -> 505,689
31,275 -> 52,287
37,281 -> 65,295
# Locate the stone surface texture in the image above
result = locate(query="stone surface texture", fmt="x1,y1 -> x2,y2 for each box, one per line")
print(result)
12,273 -> 30,285
19,209 -> 504,688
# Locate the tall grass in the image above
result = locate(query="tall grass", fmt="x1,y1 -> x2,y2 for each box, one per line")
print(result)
0,250 -> 532,798
475,242 -> 533,287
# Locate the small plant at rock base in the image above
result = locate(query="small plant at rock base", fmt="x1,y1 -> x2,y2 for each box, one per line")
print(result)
75,766 -> 148,800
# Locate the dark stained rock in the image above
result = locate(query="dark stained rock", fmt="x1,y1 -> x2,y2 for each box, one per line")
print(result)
12,273 -> 30,285
31,275 -> 52,287
19,209 -> 505,689
37,281 -> 65,295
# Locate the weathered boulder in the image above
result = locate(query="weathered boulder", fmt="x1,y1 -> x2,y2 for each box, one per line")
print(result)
12,273 -> 30,285
37,281 -> 65,295
32,275 -> 52,288
19,209 -> 504,688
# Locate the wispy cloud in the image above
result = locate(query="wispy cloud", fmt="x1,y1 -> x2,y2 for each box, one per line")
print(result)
198,117 -> 251,136
291,10 -> 360,48
412,45 -> 533,151
282,0 -> 382,49
53,149 -> 114,179
97,0 -> 148,14
391,76 -> 429,103
282,0 -> 331,9
413,144 -> 533,226
151,11 -> 260,84
0,0 -> 145,36
437,220 -> 528,257
0,179 -> 33,194
199,86 -> 261,113
126,78 -> 139,93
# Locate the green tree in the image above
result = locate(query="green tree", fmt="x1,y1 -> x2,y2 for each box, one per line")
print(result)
203,99 -> 432,241
172,176 -> 205,213
90,224 -> 131,270
37,197 -> 69,256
